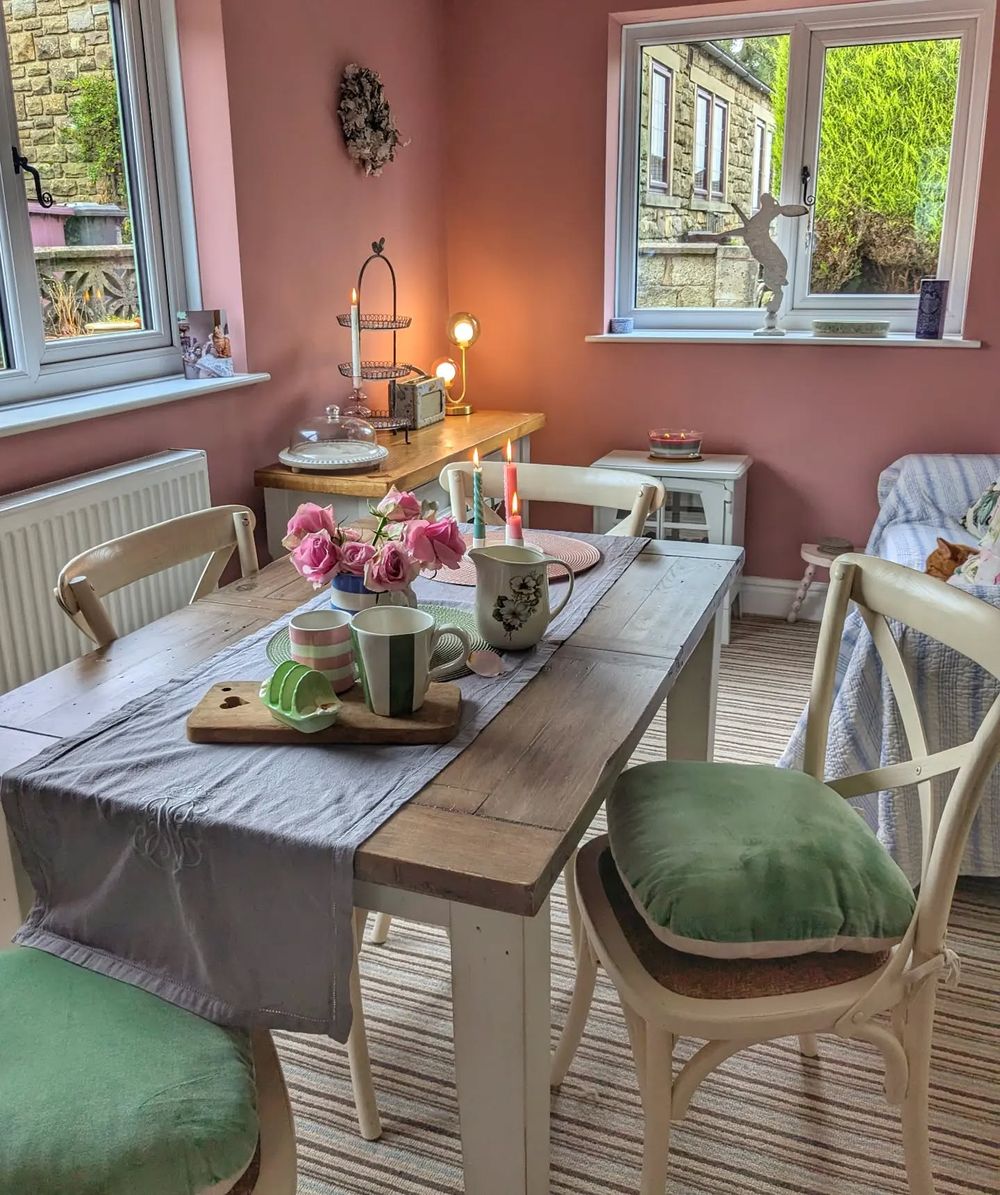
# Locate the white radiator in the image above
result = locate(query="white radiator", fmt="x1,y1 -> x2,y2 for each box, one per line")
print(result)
0,450 -> 212,693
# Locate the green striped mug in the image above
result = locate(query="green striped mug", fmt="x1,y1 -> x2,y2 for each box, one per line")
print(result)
350,606 -> 472,718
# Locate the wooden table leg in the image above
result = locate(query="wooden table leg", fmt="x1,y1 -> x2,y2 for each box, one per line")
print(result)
450,899 -> 551,1194
665,608 -> 721,763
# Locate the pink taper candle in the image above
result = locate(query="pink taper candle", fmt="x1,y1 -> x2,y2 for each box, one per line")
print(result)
506,491 -> 523,546
503,439 -> 518,517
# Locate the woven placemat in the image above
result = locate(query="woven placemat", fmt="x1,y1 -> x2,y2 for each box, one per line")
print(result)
431,530 -> 601,587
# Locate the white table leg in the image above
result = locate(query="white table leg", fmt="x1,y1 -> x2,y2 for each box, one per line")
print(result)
450,899 -> 551,1195
665,609 -> 721,763
787,563 -> 816,624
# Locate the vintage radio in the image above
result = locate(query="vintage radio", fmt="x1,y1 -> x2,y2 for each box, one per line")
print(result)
389,375 -> 446,429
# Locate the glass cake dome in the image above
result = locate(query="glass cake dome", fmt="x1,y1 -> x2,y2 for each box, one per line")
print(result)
279,404 -> 389,473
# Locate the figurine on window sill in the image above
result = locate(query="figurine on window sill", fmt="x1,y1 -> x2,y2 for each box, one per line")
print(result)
709,193 -> 809,336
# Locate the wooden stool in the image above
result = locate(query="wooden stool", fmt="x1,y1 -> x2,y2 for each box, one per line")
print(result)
787,542 -> 849,623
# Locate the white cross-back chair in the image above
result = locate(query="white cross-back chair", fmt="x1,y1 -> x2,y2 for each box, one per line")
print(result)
554,553 -> 1000,1195
440,460 -> 665,537
54,505 -> 261,648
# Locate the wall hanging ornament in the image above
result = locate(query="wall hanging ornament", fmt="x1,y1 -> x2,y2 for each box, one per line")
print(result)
337,64 -> 408,176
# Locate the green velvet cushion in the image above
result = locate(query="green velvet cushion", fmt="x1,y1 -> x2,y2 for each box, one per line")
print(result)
607,761 -> 916,959
0,947 -> 259,1195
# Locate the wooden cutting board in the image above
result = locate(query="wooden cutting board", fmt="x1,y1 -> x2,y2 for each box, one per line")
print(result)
187,681 -> 462,745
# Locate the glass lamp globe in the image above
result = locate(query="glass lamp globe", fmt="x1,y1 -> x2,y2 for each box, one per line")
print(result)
431,356 -> 459,388
447,312 -> 481,348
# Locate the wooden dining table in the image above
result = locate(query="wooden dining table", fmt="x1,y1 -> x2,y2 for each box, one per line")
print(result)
0,534 -> 742,1195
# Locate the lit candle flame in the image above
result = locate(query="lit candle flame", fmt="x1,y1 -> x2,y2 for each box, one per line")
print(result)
473,447 -> 480,467
511,491 -> 519,515
506,439 -> 513,463
351,287 -> 358,304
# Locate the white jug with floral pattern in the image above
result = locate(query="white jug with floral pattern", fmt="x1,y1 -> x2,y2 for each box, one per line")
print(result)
468,544 -> 575,650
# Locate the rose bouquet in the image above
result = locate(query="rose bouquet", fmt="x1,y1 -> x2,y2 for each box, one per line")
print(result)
283,490 -> 466,598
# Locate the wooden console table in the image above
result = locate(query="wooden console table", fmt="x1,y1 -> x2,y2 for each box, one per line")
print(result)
255,410 -> 545,557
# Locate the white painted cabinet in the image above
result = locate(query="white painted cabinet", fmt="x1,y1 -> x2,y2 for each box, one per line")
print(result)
591,450 -> 752,637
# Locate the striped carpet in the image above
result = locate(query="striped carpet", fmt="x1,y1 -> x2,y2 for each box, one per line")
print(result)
275,616 -> 1000,1194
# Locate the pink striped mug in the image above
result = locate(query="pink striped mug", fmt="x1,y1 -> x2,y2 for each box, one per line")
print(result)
288,611 -> 355,694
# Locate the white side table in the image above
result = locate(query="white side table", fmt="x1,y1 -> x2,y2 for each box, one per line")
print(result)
590,451 -> 752,640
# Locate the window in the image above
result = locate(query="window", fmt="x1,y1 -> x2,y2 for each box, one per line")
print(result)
617,0 -> 992,333
0,0 -> 188,405
693,88 -> 728,199
649,62 -> 672,190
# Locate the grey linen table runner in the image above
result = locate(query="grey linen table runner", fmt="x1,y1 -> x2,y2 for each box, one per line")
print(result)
2,530 -> 645,1041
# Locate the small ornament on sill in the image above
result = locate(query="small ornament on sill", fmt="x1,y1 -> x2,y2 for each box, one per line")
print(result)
178,309 -> 234,380
916,278 -> 949,340
608,317 -> 634,334
701,194 -> 808,337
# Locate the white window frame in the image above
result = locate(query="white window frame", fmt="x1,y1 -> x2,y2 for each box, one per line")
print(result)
0,0 -> 191,405
615,0 -> 994,334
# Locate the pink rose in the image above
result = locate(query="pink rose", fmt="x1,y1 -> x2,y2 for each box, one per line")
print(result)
364,540 -> 421,592
290,530 -> 342,588
405,516 -> 467,571
282,502 -> 337,550
375,487 -> 422,522
339,539 -> 376,577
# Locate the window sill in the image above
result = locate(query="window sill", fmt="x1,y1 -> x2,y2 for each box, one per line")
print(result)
586,330 -> 981,348
0,371 -> 271,439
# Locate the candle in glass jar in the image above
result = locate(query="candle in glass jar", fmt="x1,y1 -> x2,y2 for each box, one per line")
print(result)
472,448 -> 485,547
506,491 -> 523,546
503,439 -> 518,516
350,287 -> 362,389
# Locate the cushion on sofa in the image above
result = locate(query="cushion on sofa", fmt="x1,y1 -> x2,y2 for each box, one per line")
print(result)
607,761 -> 916,960
0,946 -> 259,1195
960,479 -> 1000,536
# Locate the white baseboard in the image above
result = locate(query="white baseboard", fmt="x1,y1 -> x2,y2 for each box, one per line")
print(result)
739,575 -> 829,622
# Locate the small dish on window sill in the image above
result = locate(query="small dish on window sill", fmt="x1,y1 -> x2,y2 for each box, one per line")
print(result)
811,319 -> 890,338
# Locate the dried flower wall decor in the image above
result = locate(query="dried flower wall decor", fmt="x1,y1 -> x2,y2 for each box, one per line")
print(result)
337,64 -> 408,177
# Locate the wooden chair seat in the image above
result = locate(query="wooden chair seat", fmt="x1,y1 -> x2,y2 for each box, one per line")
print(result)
596,841 -> 888,1001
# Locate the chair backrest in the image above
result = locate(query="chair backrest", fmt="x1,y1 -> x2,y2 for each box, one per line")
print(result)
439,461 -> 665,537
54,505 -> 259,648
803,553 -> 1000,981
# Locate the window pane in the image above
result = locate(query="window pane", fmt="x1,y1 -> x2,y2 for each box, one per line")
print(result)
809,37 -> 960,296
650,67 -> 668,186
711,99 -> 727,195
693,90 -> 709,192
751,120 -> 763,209
635,35 -> 789,310
5,0 -> 147,341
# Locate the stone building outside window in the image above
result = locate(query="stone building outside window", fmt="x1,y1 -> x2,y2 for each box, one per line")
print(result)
637,40 -> 776,310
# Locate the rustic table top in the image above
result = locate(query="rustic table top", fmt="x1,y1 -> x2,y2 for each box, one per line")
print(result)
0,538 -> 742,917
254,409 -> 546,499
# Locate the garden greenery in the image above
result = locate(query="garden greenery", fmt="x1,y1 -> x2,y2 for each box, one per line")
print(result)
762,35 -> 959,294
60,73 -> 126,207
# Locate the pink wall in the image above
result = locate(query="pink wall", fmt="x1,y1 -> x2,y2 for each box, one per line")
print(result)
0,0 -> 449,549
442,0 -> 1000,578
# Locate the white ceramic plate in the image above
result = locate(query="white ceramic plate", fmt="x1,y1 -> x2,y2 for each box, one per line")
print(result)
278,442 -> 389,472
